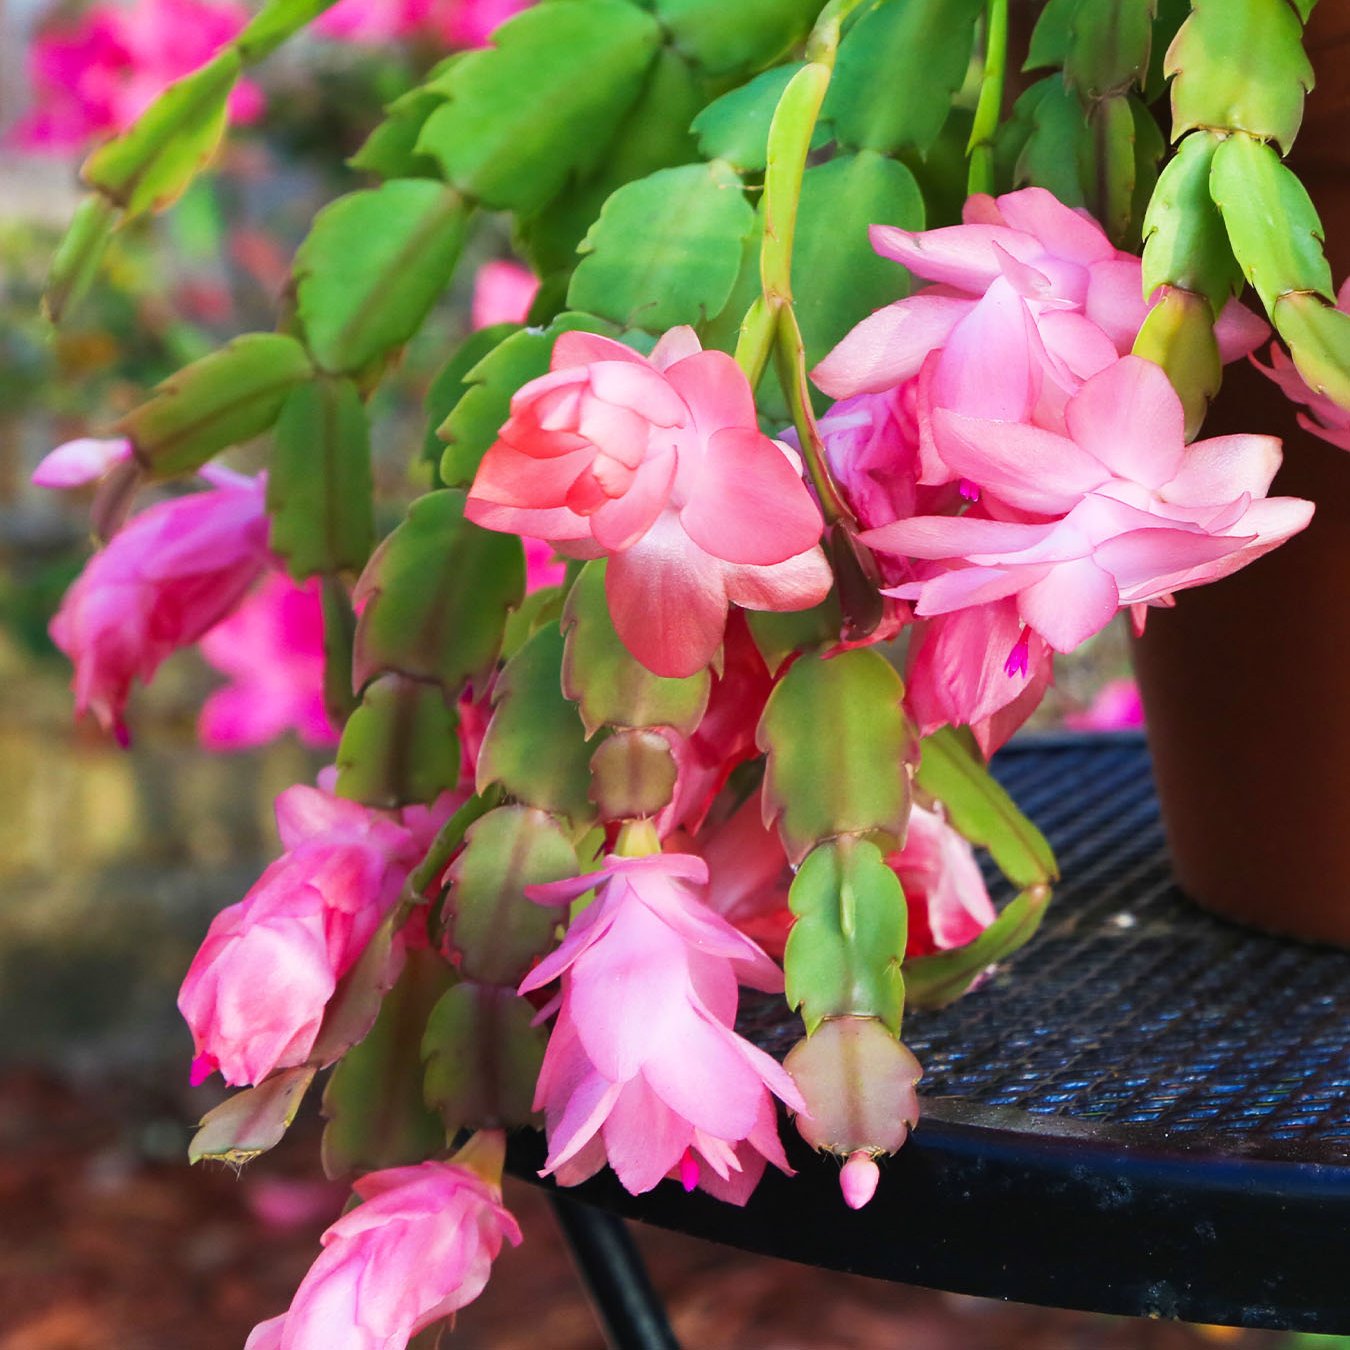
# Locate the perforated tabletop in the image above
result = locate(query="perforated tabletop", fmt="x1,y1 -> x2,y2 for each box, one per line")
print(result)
510,735 -> 1350,1333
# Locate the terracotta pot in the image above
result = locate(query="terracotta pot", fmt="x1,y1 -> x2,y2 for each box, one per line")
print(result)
1132,4 -> 1350,946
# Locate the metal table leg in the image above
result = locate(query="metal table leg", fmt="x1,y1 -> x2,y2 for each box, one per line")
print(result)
548,1193 -> 681,1350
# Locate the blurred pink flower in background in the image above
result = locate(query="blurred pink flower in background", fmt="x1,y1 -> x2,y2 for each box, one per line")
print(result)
520,852 -> 803,1204
198,572 -> 340,751
13,0 -> 261,154
471,260 -> 539,329
1065,676 -> 1145,732
246,1151 -> 521,1350
317,0 -> 529,45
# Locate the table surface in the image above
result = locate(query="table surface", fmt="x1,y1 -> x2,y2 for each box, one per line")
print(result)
509,734 -> 1350,1334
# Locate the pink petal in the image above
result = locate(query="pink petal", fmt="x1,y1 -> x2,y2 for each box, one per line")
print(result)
932,410 -> 1106,514
995,187 -> 1115,265
602,1078 -> 690,1194
1162,433 -> 1283,504
863,514 -> 1054,561
552,331 -> 649,372
585,361 -> 689,428
933,278 -> 1040,422
1064,356 -> 1184,489
869,221 -> 1019,291
662,349 -> 758,436
721,547 -> 833,614
605,517 -> 728,677
1214,298 -> 1271,363
589,449 -> 677,552
1083,258 -> 1148,352
1018,557 -> 1119,651
679,428 -> 822,565
811,295 -> 970,398
649,325 -> 705,371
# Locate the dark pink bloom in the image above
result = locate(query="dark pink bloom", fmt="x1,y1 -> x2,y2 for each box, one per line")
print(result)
466,327 -> 830,676
199,573 -> 340,751
471,260 -> 539,329
47,467 -> 271,742
522,536 -> 565,591
12,0 -> 261,155
1255,278 -> 1350,452
179,784 -> 421,1087
520,853 -> 803,1203
317,0 -> 528,44
246,1150 -> 521,1350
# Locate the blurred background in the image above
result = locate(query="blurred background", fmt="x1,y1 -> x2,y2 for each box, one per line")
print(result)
0,2 -> 1304,1346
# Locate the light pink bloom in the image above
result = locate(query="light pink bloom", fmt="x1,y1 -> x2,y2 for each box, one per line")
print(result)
12,0 -> 261,154
31,437 -> 133,489
813,187 -> 1266,408
246,1155 -> 521,1350
466,327 -> 831,676
868,358 -> 1314,654
519,853 -> 803,1203
198,573 -> 340,751
179,783 -> 420,1087
890,803 -> 996,957
1255,278 -> 1350,452
471,260 -> 539,329
47,467 -> 271,742
1064,676 -> 1145,732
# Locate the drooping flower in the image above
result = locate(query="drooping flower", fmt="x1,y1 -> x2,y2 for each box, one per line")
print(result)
179,783 -> 421,1087
867,358 -> 1314,656
246,1141 -> 521,1350
519,852 -> 804,1203
466,327 -> 831,676
46,466 -> 272,742
890,802 -> 996,957
198,573 -> 340,751
12,0 -> 261,154
1255,278 -> 1350,452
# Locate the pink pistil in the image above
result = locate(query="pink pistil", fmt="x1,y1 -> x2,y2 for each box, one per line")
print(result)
1004,630 -> 1030,679
678,1149 -> 700,1193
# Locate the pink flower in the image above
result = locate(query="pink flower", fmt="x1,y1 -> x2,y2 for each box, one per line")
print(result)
867,357 -> 1313,655
246,1150 -> 521,1350
46,467 -> 271,742
519,852 -> 803,1203
198,573 -> 340,751
31,437 -> 133,489
466,327 -> 831,676
889,803 -> 996,957
471,260 -> 539,329
179,783 -> 420,1087
1255,278 -> 1350,452
522,536 -> 565,591
812,187 -> 1266,409
438,0 -> 530,46
1064,676 -> 1145,732
904,603 -> 1054,756
12,0 -> 261,154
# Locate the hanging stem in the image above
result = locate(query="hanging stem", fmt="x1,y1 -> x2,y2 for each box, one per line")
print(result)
966,0 -> 1009,197
319,573 -> 358,729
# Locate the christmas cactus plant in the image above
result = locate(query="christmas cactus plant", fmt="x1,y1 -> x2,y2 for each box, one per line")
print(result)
32,0 -> 1350,1343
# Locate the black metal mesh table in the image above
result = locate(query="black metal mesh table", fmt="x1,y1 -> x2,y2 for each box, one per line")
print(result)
511,734 -> 1350,1343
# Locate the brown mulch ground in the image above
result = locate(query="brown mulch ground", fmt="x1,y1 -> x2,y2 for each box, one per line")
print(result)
0,1069 -> 1293,1350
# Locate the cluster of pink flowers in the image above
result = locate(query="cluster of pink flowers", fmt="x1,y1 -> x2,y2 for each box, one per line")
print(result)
13,0 -> 262,154
810,187 -> 1312,752
13,0 -> 528,157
